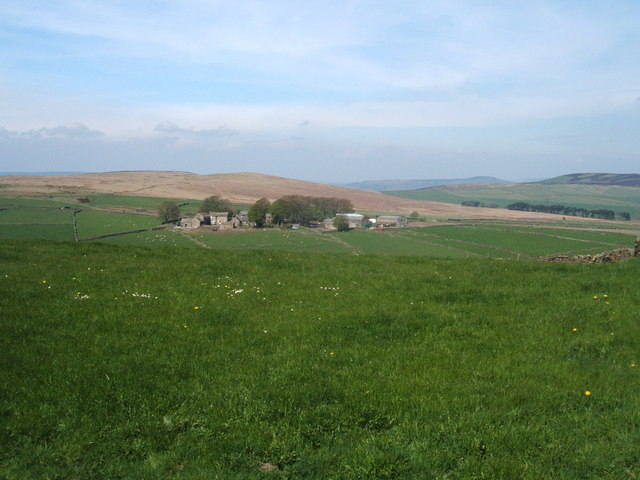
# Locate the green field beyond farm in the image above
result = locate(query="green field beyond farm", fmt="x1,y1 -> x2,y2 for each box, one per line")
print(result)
1,239 -> 639,479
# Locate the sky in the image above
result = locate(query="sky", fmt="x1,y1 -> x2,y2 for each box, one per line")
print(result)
1,1 -> 639,183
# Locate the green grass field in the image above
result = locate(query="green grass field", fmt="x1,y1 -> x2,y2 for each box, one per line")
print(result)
75,211 -> 161,239
387,184 -> 640,219
97,229 -> 201,248
1,239 -> 639,479
0,206 -> 76,241
190,225 -> 635,259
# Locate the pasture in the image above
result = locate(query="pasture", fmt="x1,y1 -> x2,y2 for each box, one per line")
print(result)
190,225 -> 636,259
1,239 -> 639,479
0,202 -> 164,243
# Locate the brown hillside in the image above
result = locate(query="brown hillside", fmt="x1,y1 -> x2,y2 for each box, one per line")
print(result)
0,171 -> 600,221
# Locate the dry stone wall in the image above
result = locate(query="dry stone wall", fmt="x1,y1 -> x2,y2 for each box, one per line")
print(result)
543,236 -> 640,263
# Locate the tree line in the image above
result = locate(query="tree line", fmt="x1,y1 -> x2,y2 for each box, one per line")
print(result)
506,202 -> 630,220
461,200 -> 499,208
252,195 -> 354,226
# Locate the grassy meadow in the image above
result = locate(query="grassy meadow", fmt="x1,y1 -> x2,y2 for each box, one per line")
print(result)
2,238 -> 640,479
190,225 -> 636,259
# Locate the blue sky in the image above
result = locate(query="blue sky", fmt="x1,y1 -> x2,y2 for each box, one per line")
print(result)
1,0 -> 639,182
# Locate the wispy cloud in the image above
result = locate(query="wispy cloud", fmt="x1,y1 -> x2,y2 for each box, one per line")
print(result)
0,123 -> 104,139
154,121 -> 237,138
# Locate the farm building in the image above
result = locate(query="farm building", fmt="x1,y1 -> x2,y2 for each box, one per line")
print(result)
178,211 -> 251,231
376,215 -> 408,228
179,217 -> 200,229
179,212 -> 230,229
206,212 -> 229,225
325,213 -> 365,230
237,211 -> 249,224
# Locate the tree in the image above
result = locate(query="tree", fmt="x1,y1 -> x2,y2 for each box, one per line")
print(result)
270,198 -> 288,225
248,198 -> 271,227
198,195 -> 231,214
266,195 -> 354,226
333,215 -> 350,232
158,200 -> 180,223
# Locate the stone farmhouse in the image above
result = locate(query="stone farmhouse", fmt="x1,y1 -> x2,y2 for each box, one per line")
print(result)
179,212 -> 244,230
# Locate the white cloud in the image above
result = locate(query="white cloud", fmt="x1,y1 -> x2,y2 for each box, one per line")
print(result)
0,123 -> 104,139
154,121 -> 237,138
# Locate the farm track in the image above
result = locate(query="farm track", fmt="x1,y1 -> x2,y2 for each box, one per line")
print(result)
175,229 -> 212,249
317,231 -> 362,254
383,229 -> 487,257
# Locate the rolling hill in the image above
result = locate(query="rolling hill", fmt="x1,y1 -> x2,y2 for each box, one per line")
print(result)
385,176 -> 640,219
540,173 -> 640,187
0,171 -> 600,222
342,176 -> 511,191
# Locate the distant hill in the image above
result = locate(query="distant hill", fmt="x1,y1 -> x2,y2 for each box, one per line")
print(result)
0,171 -> 88,176
341,176 -> 512,191
385,181 -> 640,220
540,173 -> 640,187
0,171 -> 585,222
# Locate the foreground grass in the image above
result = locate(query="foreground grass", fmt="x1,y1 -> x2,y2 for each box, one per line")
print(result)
1,240 -> 639,479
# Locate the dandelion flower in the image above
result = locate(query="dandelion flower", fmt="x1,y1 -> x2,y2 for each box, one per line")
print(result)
183,325 -> 188,328
631,363 -> 637,368
604,294 -> 608,298
572,328 -> 578,332
42,280 -> 47,284
593,296 -> 598,299
194,306 -> 199,310
585,390 -> 591,396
